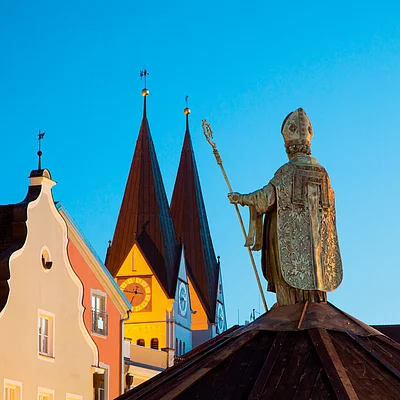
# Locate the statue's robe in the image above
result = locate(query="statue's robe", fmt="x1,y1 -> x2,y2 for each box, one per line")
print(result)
240,154 -> 342,306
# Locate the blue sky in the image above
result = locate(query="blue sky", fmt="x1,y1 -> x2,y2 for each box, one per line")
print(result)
1,1 -> 400,325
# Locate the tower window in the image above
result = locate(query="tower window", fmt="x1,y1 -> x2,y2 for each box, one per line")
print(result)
150,338 -> 159,350
137,339 -> 145,347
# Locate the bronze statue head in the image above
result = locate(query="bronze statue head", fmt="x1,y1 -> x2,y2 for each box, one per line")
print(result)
281,108 -> 313,159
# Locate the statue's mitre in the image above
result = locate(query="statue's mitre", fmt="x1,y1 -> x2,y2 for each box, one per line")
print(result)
281,108 -> 313,148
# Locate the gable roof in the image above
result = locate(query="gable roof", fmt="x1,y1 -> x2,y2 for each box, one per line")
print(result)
117,302 -> 400,400
170,112 -> 220,322
105,96 -> 181,298
57,203 -> 131,315
0,171 -> 45,312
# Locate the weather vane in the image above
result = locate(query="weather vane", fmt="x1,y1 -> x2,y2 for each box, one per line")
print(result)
140,69 -> 149,87
185,95 -> 189,108
37,129 -> 46,170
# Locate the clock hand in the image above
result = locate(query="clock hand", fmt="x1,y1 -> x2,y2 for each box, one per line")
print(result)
133,285 -> 144,295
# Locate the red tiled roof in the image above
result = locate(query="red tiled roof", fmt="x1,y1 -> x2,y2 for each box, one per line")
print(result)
105,98 -> 180,298
170,113 -> 220,322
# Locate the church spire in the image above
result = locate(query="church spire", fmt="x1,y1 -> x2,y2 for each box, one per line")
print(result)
170,101 -> 220,322
105,76 -> 180,298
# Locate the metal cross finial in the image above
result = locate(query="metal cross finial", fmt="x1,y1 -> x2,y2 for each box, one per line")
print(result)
140,69 -> 149,87
37,129 -> 46,170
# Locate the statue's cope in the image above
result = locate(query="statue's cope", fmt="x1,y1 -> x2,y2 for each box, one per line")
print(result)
239,108 -> 342,298
271,161 -> 342,291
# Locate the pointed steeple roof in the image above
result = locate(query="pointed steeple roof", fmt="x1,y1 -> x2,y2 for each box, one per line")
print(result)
106,90 -> 180,298
170,107 -> 220,322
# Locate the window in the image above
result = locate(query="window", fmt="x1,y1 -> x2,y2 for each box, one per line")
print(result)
179,340 -> 182,356
91,292 -> 108,336
38,310 -> 55,358
66,394 -> 82,400
136,339 -> 145,347
183,342 -> 186,354
38,387 -> 54,400
175,338 -> 178,355
4,379 -> 22,400
93,373 -> 105,400
150,338 -> 159,350
41,248 -> 52,270
131,251 -> 136,272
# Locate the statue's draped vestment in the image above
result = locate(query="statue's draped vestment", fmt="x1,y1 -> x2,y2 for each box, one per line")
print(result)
241,155 -> 342,305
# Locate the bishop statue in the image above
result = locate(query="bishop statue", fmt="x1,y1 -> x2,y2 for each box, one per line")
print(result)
228,108 -> 343,306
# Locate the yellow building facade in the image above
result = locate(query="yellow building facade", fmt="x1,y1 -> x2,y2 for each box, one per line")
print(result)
116,245 -> 175,349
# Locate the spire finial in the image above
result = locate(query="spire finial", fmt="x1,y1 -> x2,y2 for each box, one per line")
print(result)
37,129 -> 45,170
184,95 -> 190,115
140,69 -> 149,97
140,69 -> 149,116
184,95 -> 190,132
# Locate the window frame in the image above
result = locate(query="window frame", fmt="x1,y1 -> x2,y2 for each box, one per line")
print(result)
91,290 -> 108,337
4,379 -> 22,400
66,394 -> 83,400
38,310 -> 55,360
38,387 -> 55,400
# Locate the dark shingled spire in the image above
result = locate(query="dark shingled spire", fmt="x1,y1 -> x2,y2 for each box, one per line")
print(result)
170,108 -> 220,322
105,93 -> 180,298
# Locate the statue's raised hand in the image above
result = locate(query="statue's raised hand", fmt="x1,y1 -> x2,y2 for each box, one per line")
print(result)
228,192 -> 241,204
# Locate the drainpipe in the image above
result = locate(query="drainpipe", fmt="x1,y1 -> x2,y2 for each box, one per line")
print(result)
120,311 -> 131,395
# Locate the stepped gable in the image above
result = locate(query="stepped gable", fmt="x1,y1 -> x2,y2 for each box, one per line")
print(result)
0,170 -> 45,312
105,94 -> 180,298
170,109 -> 220,322
117,302 -> 400,400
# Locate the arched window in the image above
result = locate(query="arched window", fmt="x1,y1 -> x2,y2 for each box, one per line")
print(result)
175,338 -> 179,355
136,338 -> 145,347
150,338 -> 159,350
183,342 -> 186,354
179,340 -> 182,356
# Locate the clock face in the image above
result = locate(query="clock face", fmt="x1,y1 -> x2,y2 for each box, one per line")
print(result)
217,303 -> 224,333
119,277 -> 152,312
178,282 -> 188,317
